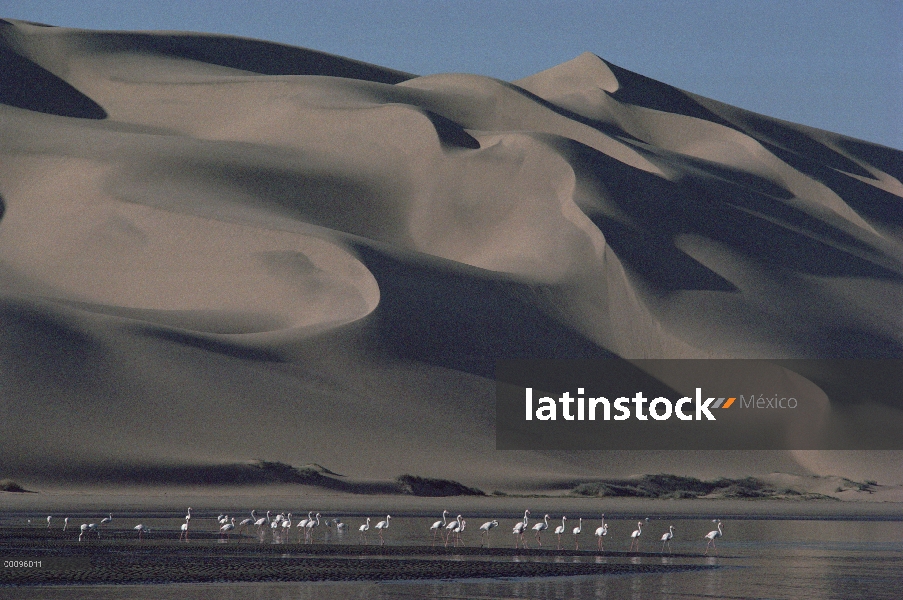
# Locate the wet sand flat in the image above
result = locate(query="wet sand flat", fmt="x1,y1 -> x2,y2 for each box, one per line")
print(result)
1,528 -> 715,586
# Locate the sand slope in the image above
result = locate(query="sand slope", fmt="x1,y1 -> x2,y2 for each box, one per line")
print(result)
1,20 -> 902,488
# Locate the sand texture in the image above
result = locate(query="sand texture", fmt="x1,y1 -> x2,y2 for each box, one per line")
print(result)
1,19 -> 902,488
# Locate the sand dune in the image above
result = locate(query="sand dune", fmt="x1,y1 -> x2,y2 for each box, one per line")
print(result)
1,19 -> 902,489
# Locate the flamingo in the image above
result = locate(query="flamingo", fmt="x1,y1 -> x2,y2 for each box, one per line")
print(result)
629,521 -> 643,552
512,510 -> 530,548
594,517 -> 608,551
704,521 -> 723,555
457,519 -> 467,546
661,525 -> 675,553
554,516 -> 568,549
297,511 -> 313,542
100,513 -> 113,528
532,514 -> 550,547
238,516 -> 254,539
359,517 -> 371,544
334,518 -> 348,532
375,515 -> 391,545
46,515 -> 52,529
430,510 -> 449,544
238,510 -> 257,533
220,517 -> 236,540
254,511 -> 268,534
445,514 -> 463,547
179,522 -> 189,541
134,524 -> 150,540
479,520 -> 499,547
78,523 -> 95,541
572,518 -> 583,550
281,513 -> 293,540
305,513 -> 321,543
63,517 -> 69,531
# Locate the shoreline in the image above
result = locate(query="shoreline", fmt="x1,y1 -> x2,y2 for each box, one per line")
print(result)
3,489 -> 902,520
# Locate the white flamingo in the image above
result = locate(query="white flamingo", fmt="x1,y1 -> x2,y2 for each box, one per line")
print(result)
661,525 -> 675,554
457,519 -> 467,546
479,520 -> 499,547
334,518 -> 348,532
305,513 -> 321,543
512,510 -> 530,548
375,515 -> 391,546
359,517 -> 371,544
46,515 -> 52,529
594,516 -> 608,550
554,516 -> 568,549
704,521 -> 723,555
63,517 -> 69,531
281,513 -> 293,540
532,514 -> 550,547
297,511 -> 313,542
254,511 -> 268,534
629,521 -> 643,552
238,517 -> 254,539
179,522 -> 189,542
220,517 -> 236,540
572,518 -> 583,550
445,514 -> 462,547
134,524 -> 150,540
297,511 -> 313,529
430,510 -> 449,544
100,513 -> 113,528
78,523 -> 96,541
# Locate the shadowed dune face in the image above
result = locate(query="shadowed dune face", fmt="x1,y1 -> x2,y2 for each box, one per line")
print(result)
0,22 -> 106,118
1,21 -> 902,485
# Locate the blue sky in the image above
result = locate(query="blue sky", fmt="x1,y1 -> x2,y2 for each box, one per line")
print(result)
3,0 -> 901,150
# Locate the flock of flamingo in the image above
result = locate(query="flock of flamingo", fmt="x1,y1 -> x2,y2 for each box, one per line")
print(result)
44,509 -> 725,554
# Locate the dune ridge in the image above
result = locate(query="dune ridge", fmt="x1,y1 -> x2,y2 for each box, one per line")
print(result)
1,19 -> 902,487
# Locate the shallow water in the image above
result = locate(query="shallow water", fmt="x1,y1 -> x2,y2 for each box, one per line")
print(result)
3,514 -> 902,599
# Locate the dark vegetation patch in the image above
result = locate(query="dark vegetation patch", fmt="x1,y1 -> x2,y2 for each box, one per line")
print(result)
395,474 -> 485,497
570,474 -> 836,500
0,478 -> 34,493
23,460 -> 484,496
